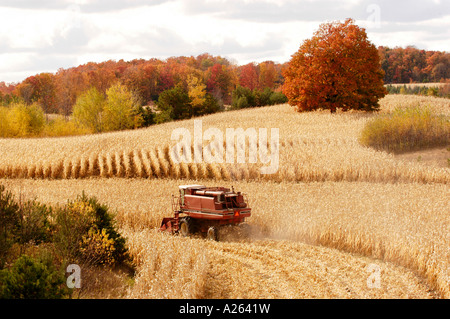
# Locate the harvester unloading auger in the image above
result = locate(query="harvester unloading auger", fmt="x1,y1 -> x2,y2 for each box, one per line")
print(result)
160,185 -> 251,241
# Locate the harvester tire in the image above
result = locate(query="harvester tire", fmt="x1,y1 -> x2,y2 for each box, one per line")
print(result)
206,226 -> 219,241
179,217 -> 192,237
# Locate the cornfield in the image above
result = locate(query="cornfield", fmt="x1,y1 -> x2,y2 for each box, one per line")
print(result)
1,178 -> 446,298
0,95 -> 449,298
1,96 -> 449,184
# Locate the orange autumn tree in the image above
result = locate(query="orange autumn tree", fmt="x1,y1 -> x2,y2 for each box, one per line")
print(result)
283,18 -> 386,113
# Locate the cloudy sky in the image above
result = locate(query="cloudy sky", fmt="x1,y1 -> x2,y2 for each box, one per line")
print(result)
0,0 -> 449,84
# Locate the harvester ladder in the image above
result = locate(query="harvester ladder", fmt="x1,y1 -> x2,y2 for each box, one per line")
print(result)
172,194 -> 180,212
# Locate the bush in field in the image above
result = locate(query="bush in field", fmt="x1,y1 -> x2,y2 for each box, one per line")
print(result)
54,193 -> 127,266
0,105 -> 89,138
359,106 -> 450,153
0,184 -> 129,298
0,185 -> 53,265
0,255 -> 68,299
199,93 -> 221,116
0,185 -> 20,267
80,228 -> 117,266
235,96 -> 250,109
0,185 -> 67,299
16,201 -> 53,247
134,105 -> 155,127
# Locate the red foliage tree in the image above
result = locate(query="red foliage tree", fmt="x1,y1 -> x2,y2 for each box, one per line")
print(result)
54,67 -> 90,115
258,61 -> 277,90
206,63 -> 235,104
0,82 -> 16,95
121,63 -> 159,104
14,73 -> 57,113
86,62 -> 117,94
378,46 -> 449,83
239,63 -> 259,90
283,19 -> 387,113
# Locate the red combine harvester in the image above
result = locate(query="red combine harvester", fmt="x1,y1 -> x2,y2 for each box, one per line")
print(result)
160,185 -> 251,241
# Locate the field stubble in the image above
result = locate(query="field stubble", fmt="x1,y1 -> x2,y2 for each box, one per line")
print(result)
1,178 -> 447,298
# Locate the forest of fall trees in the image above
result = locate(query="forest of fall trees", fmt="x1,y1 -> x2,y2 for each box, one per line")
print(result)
378,46 -> 450,84
0,47 -> 449,117
0,54 -> 284,116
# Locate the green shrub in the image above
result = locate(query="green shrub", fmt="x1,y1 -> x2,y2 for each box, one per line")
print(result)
16,200 -> 53,246
231,86 -> 288,109
194,93 -> 221,117
385,83 -> 450,99
359,106 -> 450,153
235,96 -> 249,109
0,185 -> 54,267
254,87 -> 273,106
156,86 -> 191,122
0,185 -> 20,267
0,185 -> 129,298
231,86 -> 255,109
54,193 -> 127,266
134,105 -> 155,127
269,91 -> 288,105
0,255 -> 68,299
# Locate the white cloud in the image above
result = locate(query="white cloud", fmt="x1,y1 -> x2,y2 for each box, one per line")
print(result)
0,0 -> 449,84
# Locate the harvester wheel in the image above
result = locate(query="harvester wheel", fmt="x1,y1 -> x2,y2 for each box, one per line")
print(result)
179,217 -> 192,237
206,226 -> 219,241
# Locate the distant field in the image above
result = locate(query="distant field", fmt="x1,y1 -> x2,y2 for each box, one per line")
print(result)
1,95 -> 449,184
0,94 -> 449,298
385,83 -> 445,88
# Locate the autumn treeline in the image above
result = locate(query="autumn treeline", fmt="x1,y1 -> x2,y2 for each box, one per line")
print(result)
0,54 -> 285,115
0,47 -> 449,116
378,46 -> 450,84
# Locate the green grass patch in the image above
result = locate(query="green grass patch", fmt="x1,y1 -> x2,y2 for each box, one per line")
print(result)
359,106 -> 450,153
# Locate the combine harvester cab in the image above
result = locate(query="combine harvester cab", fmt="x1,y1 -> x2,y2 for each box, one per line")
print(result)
160,185 -> 251,241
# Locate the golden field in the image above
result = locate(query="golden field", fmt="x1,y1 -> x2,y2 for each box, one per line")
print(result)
0,95 -> 449,184
0,94 -> 449,298
1,178 -> 447,298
